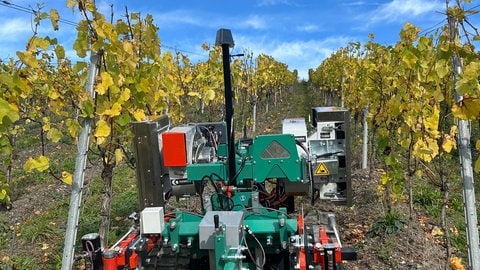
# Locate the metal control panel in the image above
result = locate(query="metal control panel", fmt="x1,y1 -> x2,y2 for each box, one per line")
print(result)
310,107 -> 351,205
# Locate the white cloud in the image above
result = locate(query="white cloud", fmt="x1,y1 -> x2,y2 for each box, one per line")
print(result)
342,1 -> 367,6
258,0 -> 292,7
153,9 -> 204,27
368,0 -> 442,24
296,24 -> 320,33
0,18 -> 33,39
235,35 -> 351,80
244,15 -> 267,30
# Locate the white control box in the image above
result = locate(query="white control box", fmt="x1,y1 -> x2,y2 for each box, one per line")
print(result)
140,207 -> 165,234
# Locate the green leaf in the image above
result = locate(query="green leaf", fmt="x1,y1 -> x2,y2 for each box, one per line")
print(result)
80,100 -> 94,118
115,114 -> 131,127
475,157 -> 480,173
55,45 -> 65,59
204,89 -> 216,101
401,49 -> 418,69
50,9 -> 60,30
66,119 -> 81,138
47,127 -> 63,143
16,51 -> 39,68
0,98 -> 19,127
0,136 -> 13,155
435,59 -> 449,79
73,30 -> 88,58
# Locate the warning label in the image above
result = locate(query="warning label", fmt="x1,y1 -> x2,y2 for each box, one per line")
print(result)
314,162 -> 330,175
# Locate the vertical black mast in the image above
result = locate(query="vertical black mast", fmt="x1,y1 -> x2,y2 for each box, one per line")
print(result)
215,28 -> 236,184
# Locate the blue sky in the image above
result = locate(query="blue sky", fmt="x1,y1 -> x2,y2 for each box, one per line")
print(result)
0,0 -> 474,79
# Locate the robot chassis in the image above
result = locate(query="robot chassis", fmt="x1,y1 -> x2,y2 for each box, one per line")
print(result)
80,29 -> 357,270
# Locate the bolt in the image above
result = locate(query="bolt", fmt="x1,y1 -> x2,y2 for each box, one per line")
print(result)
171,243 -> 178,252
170,221 -> 177,230
281,241 -> 287,249
279,218 -> 285,227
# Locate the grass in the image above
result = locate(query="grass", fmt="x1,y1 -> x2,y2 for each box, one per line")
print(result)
0,215 -> 9,249
412,173 -> 471,258
413,185 -> 442,218
368,208 -> 407,236
0,126 -> 139,269
1,163 -> 138,269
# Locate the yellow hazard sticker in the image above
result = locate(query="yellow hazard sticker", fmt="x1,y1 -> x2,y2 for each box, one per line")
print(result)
315,162 -> 329,175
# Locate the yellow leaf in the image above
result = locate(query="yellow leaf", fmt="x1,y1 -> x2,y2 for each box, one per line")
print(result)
0,98 -> 19,126
380,173 -> 389,186
30,37 -> 50,51
16,51 -> 38,68
42,117 -> 51,131
187,91 -> 202,98
47,127 -> 63,143
424,106 -> 439,137
450,226 -> 459,237
431,226 -> 443,236
55,45 -> 65,59
96,137 -> 107,145
61,171 -> 72,185
123,41 -> 134,56
442,135 -> 456,153
50,9 -> 59,30
94,119 -> 111,137
66,119 -> 81,138
474,157 -> 480,173
66,0 -> 75,8
41,243 -> 50,250
115,148 -> 123,165
132,109 -> 146,121
450,256 -> 467,270
23,156 -> 50,172
450,125 -> 458,137
204,89 -> 216,101
117,74 -> 125,86
119,88 -> 131,102
476,139 -> 480,150
96,72 -> 114,95
452,98 -> 480,120
100,103 -> 122,117
413,137 -> 439,162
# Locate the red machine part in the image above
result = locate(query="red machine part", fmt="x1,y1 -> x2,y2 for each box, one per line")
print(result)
314,226 -> 342,268
116,232 -> 139,266
102,232 -> 162,269
162,131 -> 187,167
102,250 -> 117,270
297,214 -> 304,235
297,214 -> 307,270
